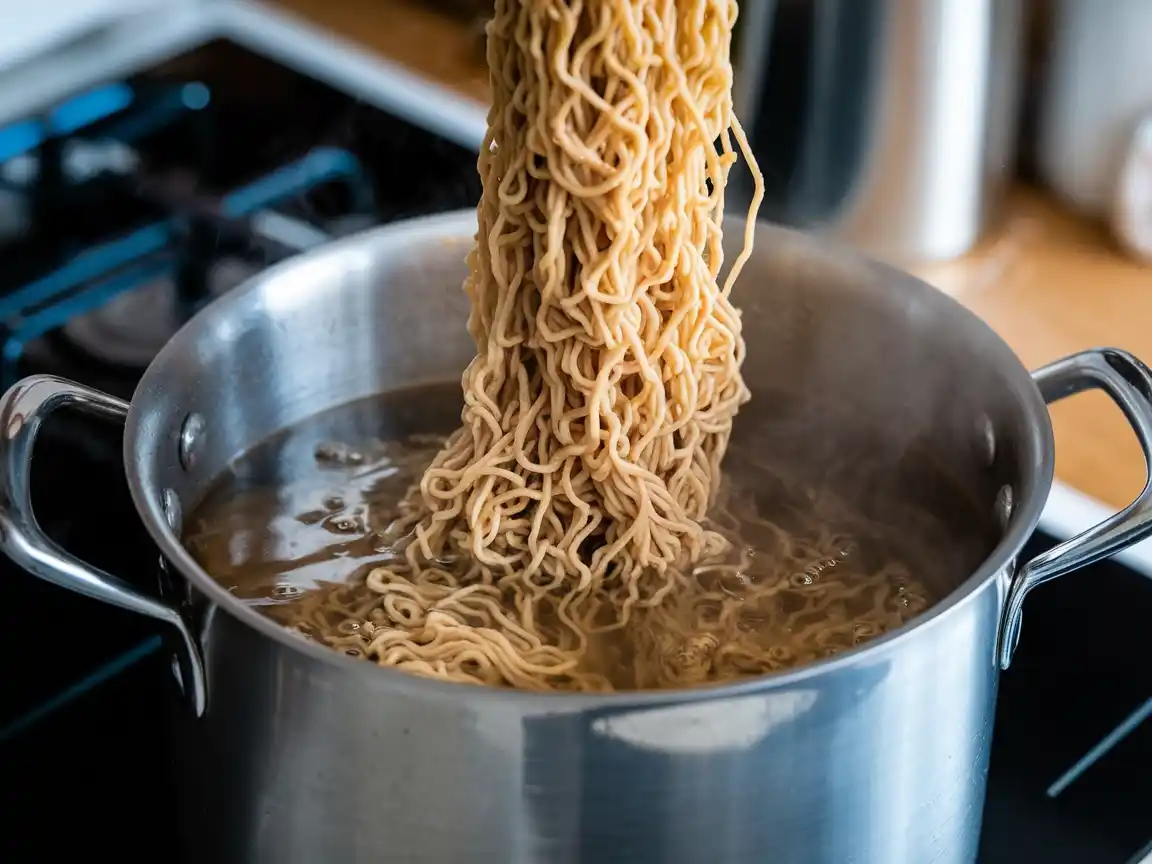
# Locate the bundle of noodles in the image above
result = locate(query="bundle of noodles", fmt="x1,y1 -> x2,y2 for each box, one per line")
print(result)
312,0 -> 766,690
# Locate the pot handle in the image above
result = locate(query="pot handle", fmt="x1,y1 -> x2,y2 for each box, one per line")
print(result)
999,348 -> 1152,670
0,375 -> 206,715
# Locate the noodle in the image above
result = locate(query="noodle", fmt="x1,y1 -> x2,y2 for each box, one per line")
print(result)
185,0 -> 936,691
222,429 -> 934,691
337,0 -> 767,689
186,400 -> 937,692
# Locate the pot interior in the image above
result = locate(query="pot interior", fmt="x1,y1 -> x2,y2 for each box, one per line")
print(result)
127,211 -> 1053,673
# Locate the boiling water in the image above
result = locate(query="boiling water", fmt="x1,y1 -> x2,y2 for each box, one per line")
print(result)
184,383 -> 964,690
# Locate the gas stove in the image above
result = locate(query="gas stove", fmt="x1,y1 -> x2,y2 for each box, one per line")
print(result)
0,29 -> 1148,864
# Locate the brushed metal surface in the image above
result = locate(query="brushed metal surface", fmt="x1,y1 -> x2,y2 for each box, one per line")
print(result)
4,212 -> 1152,862
734,0 -> 1025,263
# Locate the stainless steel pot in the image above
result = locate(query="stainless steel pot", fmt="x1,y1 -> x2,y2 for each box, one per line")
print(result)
3,210 -> 1152,864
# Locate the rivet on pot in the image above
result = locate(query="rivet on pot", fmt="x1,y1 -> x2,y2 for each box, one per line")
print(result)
978,415 -> 995,468
163,488 -> 183,533
179,413 -> 206,472
995,485 -> 1014,532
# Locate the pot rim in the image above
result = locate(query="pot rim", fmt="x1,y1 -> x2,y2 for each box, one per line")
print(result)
124,209 -> 1056,709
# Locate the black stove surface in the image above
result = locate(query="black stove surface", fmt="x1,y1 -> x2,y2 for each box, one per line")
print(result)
0,39 -> 1149,864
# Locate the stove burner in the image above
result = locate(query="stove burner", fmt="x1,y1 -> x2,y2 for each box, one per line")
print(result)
60,257 -> 254,366
0,144 -> 362,379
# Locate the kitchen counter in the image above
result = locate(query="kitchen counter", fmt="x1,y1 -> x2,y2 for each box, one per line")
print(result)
916,189 -> 1152,518
5,0 -> 1152,573
271,0 -> 490,104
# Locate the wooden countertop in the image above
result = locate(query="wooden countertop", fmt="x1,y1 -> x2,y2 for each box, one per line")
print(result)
273,0 -> 491,103
271,0 -> 1152,516
914,191 -> 1152,514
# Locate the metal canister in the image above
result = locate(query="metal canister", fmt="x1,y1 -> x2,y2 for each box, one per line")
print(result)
732,0 -> 1026,263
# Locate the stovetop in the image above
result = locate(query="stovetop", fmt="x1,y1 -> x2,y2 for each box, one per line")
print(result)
0,36 -> 1149,864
